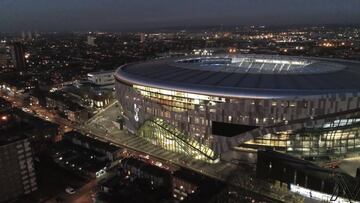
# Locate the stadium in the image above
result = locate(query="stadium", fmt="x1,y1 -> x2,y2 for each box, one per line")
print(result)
115,54 -> 360,163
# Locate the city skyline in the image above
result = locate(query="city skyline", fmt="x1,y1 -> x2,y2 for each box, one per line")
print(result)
0,0 -> 360,32
1,2 -> 360,201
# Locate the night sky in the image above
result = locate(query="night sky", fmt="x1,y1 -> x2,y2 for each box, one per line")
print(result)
1,0 -> 360,32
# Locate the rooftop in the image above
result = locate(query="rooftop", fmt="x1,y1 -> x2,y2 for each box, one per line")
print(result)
64,131 -> 120,153
46,90 -> 86,111
121,158 -> 170,178
87,69 -> 116,76
175,56 -> 344,75
115,54 -> 360,99
0,122 -> 29,146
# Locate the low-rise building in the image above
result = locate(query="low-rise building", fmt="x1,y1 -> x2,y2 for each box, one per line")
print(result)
46,91 -> 89,123
172,169 -> 227,202
171,170 -> 199,201
0,73 -> 35,98
63,83 -> 114,109
120,158 -> 171,189
29,88 -> 47,107
51,140 -> 108,178
87,70 -> 115,90
64,131 -> 122,161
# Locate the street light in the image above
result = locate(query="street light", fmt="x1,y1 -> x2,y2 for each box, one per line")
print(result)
1,115 -> 7,121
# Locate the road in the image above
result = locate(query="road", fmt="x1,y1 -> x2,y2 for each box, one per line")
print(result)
42,178 -> 99,203
0,90 -> 73,130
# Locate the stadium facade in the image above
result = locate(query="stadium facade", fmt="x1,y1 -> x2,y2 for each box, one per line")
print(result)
115,54 -> 360,163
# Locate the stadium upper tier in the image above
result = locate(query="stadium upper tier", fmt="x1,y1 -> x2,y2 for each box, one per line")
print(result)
115,54 -> 360,99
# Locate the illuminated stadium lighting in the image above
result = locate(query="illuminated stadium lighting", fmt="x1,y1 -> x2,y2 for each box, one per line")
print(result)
115,54 -> 360,162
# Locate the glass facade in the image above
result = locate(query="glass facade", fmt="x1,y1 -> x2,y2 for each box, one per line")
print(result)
133,85 -> 225,112
138,118 -> 218,163
244,117 -> 360,158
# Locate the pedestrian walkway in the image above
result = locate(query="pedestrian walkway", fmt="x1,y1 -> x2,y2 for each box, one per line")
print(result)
82,102 -> 302,202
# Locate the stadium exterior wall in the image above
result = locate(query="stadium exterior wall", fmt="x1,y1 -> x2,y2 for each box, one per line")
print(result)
115,56 -> 360,162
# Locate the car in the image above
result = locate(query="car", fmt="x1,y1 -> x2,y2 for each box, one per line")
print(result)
65,187 -> 76,195
95,169 -> 106,178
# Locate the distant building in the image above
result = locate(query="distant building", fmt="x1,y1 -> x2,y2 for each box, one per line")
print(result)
29,88 -> 47,107
0,124 -> 37,202
0,53 -> 11,69
27,31 -> 32,41
45,91 -> 89,123
0,74 -> 37,108
0,98 -> 12,111
87,36 -> 96,46
87,70 -> 115,89
10,42 -> 26,70
191,48 -> 214,56
140,33 -> 146,43
0,43 -> 11,70
21,31 -> 26,41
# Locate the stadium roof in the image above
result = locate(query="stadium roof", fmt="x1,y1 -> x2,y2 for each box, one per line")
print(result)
115,54 -> 360,99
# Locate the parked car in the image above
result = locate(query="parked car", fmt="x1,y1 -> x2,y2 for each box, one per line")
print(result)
65,187 -> 76,195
